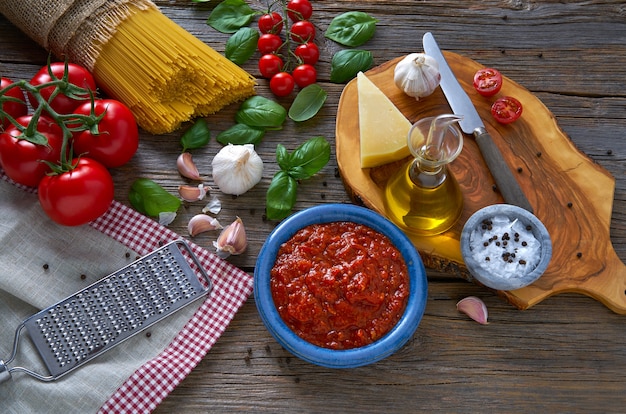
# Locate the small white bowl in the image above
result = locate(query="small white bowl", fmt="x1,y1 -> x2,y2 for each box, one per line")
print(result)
460,204 -> 552,291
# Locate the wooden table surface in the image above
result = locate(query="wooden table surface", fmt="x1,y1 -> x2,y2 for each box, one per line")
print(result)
2,0 -> 626,412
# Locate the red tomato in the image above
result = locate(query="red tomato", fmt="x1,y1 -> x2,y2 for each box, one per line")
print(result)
473,68 -> 503,97
290,21 -> 315,43
294,42 -> 319,65
0,115 -> 64,187
292,64 -> 317,88
38,157 -> 114,226
287,0 -> 313,22
257,34 -> 283,55
71,99 -> 138,168
491,96 -> 523,124
258,12 -> 284,34
270,72 -> 295,97
28,62 -> 97,114
1,78 -> 28,128
258,54 -> 284,79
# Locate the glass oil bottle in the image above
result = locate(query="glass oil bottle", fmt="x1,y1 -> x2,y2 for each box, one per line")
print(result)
383,114 -> 464,236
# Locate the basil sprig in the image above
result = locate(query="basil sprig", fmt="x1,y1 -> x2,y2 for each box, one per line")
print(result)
266,136 -> 331,221
207,0 -> 257,34
235,96 -> 287,129
325,12 -> 378,47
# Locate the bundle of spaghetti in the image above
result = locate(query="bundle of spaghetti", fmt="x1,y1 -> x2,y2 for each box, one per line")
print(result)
0,0 -> 256,134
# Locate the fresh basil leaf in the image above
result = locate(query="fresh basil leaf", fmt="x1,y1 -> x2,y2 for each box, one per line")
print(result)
330,49 -> 373,83
129,178 -> 181,218
180,118 -> 210,152
287,136 -> 330,179
275,143 -> 290,171
235,96 -> 287,128
225,27 -> 259,65
266,170 -> 298,221
216,123 -> 265,145
207,0 -> 257,34
325,12 -> 377,47
288,84 -> 327,122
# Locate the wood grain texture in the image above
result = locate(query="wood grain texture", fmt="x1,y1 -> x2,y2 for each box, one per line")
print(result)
1,0 -> 626,412
336,52 -> 626,313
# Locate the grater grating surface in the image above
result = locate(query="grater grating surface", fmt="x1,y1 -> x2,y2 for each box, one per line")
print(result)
1,239 -> 212,382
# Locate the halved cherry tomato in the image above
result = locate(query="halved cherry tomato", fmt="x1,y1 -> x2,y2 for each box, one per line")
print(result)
294,42 -> 319,65
292,64 -> 317,88
257,34 -> 283,55
71,99 -> 139,168
28,62 -> 97,114
0,78 -> 28,128
290,21 -> 315,43
287,0 -> 313,22
270,72 -> 295,97
258,54 -> 284,79
0,115 -> 64,187
473,68 -> 503,97
491,96 -> 523,124
38,157 -> 114,226
258,12 -> 284,34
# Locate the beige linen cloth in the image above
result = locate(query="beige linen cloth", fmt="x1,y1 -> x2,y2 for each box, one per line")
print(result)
0,180 -> 200,413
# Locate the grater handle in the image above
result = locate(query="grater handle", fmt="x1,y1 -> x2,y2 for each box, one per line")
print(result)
0,360 -> 10,383
1,322 -> 54,384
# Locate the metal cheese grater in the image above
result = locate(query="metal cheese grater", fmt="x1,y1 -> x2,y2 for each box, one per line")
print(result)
0,239 -> 212,383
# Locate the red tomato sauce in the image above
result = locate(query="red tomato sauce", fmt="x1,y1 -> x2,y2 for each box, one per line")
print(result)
270,221 -> 410,350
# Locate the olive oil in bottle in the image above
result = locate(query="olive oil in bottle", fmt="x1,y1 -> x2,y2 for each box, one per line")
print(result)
383,115 -> 464,236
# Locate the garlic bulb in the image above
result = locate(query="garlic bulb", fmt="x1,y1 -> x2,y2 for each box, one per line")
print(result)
212,144 -> 263,195
394,53 -> 441,100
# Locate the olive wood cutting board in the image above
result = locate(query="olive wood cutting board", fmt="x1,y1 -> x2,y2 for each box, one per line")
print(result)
335,52 -> 626,314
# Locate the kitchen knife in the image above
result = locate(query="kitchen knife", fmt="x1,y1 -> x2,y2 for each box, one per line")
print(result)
422,32 -> 533,213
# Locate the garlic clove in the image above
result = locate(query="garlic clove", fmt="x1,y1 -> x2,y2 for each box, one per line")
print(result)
211,144 -> 263,195
188,214 -> 222,237
213,216 -> 247,258
177,152 -> 202,180
202,195 -> 222,215
456,296 -> 489,325
178,183 -> 209,202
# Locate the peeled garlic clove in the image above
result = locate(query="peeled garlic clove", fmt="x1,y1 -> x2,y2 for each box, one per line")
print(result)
213,216 -> 247,258
178,183 -> 208,202
177,152 -> 202,180
211,144 -> 263,195
188,214 -> 222,237
456,296 -> 489,325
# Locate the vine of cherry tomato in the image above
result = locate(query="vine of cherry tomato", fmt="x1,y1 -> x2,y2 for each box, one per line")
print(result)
0,61 -> 140,226
256,0 -> 318,97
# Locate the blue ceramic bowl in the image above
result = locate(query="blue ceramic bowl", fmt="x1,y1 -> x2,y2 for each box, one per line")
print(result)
254,204 -> 428,368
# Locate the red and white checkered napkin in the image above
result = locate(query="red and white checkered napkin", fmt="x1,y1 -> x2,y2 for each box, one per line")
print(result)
88,202 -> 254,413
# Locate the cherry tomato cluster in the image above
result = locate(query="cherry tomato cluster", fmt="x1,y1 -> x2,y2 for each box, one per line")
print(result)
0,62 -> 140,226
472,68 -> 523,124
257,0 -> 320,97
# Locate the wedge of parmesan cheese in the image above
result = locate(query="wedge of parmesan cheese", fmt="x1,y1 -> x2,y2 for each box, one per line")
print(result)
357,71 -> 412,168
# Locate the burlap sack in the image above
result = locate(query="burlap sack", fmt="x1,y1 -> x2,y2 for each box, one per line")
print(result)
0,0 -> 155,71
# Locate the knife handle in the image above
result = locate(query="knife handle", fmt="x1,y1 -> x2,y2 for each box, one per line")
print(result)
474,128 -> 534,213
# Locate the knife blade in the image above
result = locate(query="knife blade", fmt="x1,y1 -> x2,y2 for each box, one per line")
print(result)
422,32 -> 533,213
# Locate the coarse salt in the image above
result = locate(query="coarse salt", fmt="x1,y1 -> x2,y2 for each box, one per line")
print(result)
468,215 -> 541,279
